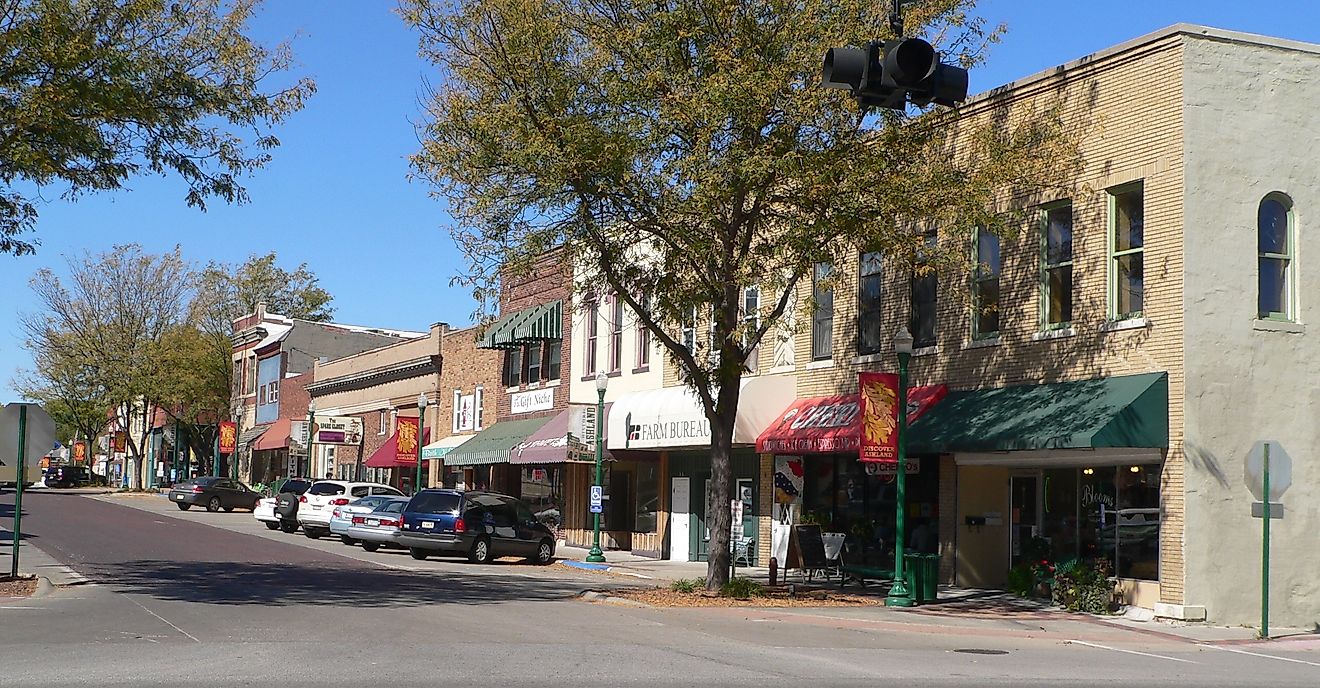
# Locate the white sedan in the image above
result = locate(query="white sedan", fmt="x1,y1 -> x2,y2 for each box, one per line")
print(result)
298,481 -> 404,539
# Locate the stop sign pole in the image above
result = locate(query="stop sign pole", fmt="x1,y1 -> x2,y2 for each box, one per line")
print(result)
1260,443 -> 1271,639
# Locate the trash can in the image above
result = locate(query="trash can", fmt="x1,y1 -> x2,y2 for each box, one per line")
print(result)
920,554 -> 939,602
904,553 -> 926,603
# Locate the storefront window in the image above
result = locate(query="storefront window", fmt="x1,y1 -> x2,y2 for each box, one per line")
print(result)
1079,466 -> 1116,564
1041,468 -> 1078,561
520,466 -> 563,530
798,455 -> 939,566
635,462 -> 659,534
1115,464 -> 1160,580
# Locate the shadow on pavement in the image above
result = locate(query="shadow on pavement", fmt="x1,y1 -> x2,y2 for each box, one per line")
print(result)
83,559 -> 589,608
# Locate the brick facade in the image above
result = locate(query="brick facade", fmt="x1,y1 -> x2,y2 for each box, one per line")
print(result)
494,249 -> 573,422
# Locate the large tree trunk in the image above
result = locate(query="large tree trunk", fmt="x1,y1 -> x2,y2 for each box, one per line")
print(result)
704,379 -> 742,589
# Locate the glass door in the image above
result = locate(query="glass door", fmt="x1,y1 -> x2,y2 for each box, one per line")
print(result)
693,475 -> 710,561
1010,474 -> 1041,565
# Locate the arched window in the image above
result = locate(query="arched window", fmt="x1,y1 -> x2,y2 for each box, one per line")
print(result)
1258,193 -> 1295,321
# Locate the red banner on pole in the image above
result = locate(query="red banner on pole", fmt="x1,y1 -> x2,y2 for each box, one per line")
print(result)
858,372 -> 899,463
112,431 -> 127,454
218,421 -> 237,454
396,416 -> 420,462
73,441 -> 87,463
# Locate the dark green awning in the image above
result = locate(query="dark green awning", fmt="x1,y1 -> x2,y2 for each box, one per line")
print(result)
478,300 -> 563,350
907,372 -> 1168,454
443,416 -> 554,466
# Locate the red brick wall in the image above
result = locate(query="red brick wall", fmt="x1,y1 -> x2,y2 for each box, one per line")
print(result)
494,249 -> 572,422
438,326 -> 502,433
279,371 -> 312,420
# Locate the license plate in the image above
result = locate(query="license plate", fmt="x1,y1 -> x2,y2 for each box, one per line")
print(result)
367,519 -> 379,526
173,494 -> 184,500
422,521 -> 435,529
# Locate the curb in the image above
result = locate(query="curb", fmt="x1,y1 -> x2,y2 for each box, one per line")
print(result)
31,576 -> 54,599
561,560 -> 655,579
577,590 -> 648,607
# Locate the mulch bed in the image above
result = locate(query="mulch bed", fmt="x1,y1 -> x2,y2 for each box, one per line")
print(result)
609,585 -> 884,608
0,576 -> 37,598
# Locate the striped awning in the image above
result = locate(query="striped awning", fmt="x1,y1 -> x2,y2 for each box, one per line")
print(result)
479,300 -> 563,350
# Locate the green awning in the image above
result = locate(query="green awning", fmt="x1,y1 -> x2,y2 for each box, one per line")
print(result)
907,372 -> 1168,454
478,300 -> 563,350
442,415 -> 555,466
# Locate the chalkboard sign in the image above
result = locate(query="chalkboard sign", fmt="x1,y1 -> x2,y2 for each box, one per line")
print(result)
789,524 -> 829,571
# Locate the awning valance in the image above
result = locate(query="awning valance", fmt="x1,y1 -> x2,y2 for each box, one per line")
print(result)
239,425 -> 270,448
607,375 -> 795,451
479,300 -> 563,350
907,372 -> 1169,454
421,434 -> 474,460
366,428 -> 431,468
443,416 -> 554,466
511,404 -> 612,465
755,385 -> 947,455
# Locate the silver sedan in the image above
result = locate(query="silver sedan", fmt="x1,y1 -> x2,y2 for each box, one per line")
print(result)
330,495 -> 407,544
345,499 -> 409,552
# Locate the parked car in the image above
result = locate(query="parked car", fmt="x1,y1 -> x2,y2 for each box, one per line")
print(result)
298,481 -> 404,539
168,477 -> 262,513
256,478 -> 315,532
42,465 -> 91,488
397,489 -> 555,564
329,495 -> 408,544
345,498 -> 410,552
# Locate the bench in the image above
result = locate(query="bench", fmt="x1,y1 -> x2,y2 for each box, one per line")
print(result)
840,565 -> 894,588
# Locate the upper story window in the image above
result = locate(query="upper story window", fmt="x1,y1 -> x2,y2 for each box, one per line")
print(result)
585,297 -> 599,375
450,391 -> 461,433
526,341 -> 542,381
972,227 -> 1001,339
1110,182 -> 1145,319
635,293 -> 651,370
245,355 -> 257,394
811,261 -> 834,360
267,381 -> 280,404
503,347 -> 521,388
1043,202 -> 1073,327
474,385 -> 485,429
1258,193 -> 1295,321
609,295 -> 624,372
545,340 -> 561,380
857,251 -> 884,355
681,306 -> 697,353
743,286 -> 760,373
910,232 -> 938,348
232,360 -> 242,396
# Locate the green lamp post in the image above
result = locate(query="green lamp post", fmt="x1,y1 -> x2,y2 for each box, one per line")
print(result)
586,371 -> 608,563
231,401 -> 243,482
305,399 -> 317,478
415,392 -> 428,494
886,326 -> 916,608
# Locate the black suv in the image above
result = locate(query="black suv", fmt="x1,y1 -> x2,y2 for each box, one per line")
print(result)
397,489 -> 555,565
273,478 -> 314,533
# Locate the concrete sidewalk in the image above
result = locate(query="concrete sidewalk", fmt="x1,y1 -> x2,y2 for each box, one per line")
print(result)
0,528 -> 89,586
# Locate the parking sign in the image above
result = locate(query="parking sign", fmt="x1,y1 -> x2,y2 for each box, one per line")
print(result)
589,485 -> 603,514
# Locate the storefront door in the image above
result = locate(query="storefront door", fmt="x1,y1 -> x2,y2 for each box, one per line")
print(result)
669,477 -> 690,561
1010,474 -> 1041,565
693,475 -> 710,561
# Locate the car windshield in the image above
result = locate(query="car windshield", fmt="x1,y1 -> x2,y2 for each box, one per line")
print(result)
407,492 -> 461,514
379,500 -> 406,514
350,496 -> 383,508
279,479 -> 312,494
308,483 -> 346,496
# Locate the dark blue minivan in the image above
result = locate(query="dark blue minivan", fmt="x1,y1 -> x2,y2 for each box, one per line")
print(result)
396,489 -> 556,564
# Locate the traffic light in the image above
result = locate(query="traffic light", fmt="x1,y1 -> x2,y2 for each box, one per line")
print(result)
822,38 -> 968,110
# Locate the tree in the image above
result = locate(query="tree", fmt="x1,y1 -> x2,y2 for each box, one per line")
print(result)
404,0 -> 1080,587
13,331 -> 114,447
192,252 -> 335,335
0,0 -> 315,255
20,244 -> 192,485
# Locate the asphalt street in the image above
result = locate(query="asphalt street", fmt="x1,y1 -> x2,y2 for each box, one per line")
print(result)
2,490 -> 1319,687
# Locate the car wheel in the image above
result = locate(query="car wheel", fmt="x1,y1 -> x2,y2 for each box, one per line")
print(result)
468,536 -> 492,564
206,497 -> 221,513
409,547 -> 429,561
304,527 -> 322,539
362,542 -> 380,553
264,521 -> 280,531
279,520 -> 298,534
527,539 -> 554,565
176,502 -> 191,511
340,535 -> 356,546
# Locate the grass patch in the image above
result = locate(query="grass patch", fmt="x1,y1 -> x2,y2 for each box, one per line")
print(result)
669,577 -> 705,593
719,577 -> 766,600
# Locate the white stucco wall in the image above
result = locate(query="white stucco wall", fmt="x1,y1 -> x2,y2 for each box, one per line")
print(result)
1181,32 -> 1320,627
567,266 -> 665,405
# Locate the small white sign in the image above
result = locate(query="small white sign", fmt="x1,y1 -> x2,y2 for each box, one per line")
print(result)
589,485 -> 603,514
569,403 -> 597,444
865,459 -> 919,476
511,387 -> 554,414
314,416 -> 364,446
458,394 -> 476,431
1245,441 -> 1292,501
287,456 -> 298,476
731,498 -> 745,540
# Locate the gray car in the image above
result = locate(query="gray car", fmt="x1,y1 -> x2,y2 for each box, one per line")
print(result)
345,498 -> 409,552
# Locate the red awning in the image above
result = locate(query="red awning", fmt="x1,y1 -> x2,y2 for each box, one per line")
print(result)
755,385 -> 947,455
253,418 -> 292,451
366,428 -> 431,468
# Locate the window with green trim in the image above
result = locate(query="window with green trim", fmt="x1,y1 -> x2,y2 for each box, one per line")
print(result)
1109,183 -> 1144,320
1042,203 -> 1073,327
972,227 -> 1000,338
1258,193 -> 1294,321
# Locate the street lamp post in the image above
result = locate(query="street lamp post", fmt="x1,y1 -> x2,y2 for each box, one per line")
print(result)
306,399 -> 317,479
586,372 -> 608,563
231,402 -> 243,482
886,327 -> 916,608
415,393 -> 428,494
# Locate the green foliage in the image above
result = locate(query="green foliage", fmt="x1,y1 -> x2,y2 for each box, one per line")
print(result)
1007,563 -> 1035,598
192,253 -> 336,331
1050,558 -> 1115,614
718,577 -> 766,600
669,578 -> 705,593
0,0 -> 314,255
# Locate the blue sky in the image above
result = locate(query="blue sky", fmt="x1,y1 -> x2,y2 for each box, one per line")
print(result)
3,0 -> 1317,400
